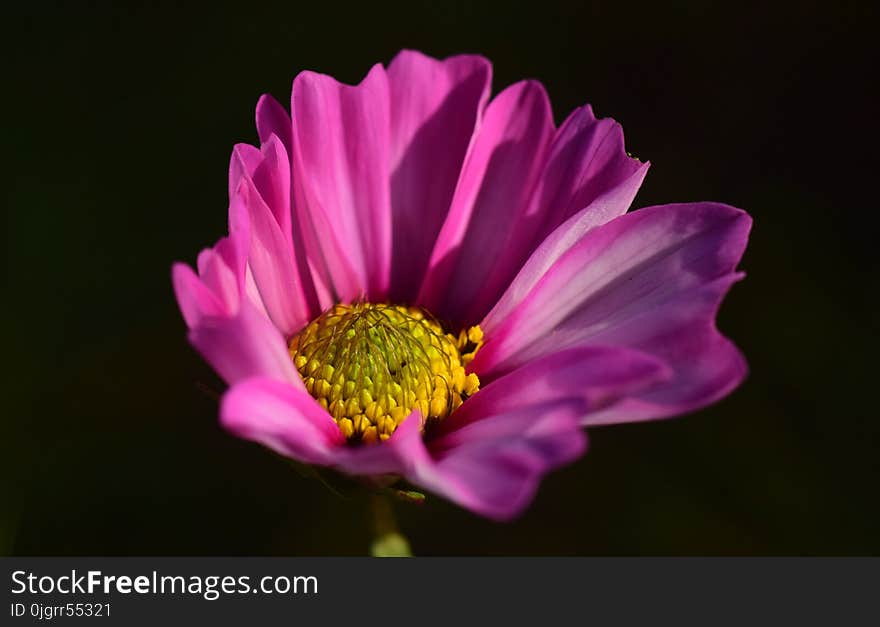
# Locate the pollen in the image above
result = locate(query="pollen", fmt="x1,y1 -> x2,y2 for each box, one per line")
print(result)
289,303 -> 482,444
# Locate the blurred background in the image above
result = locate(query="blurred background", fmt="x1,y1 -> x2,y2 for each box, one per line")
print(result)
4,1 -> 877,555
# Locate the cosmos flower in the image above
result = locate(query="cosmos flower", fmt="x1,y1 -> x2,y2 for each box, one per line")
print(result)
172,50 -> 751,520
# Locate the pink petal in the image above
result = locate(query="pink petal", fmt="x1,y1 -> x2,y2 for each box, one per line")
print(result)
189,301 -> 300,386
443,345 -> 671,435
234,175 -> 313,337
221,377 -> 344,465
173,205 -> 300,386
195,239 -> 241,311
255,94 -> 292,156
228,143 -> 261,203
418,80 -> 554,326
291,64 -> 392,302
386,50 -> 491,302
221,376 -> 410,476
232,136 -> 293,241
174,224 -> 249,326
171,262 -> 226,328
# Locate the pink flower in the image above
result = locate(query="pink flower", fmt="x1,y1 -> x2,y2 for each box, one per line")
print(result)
172,50 -> 751,520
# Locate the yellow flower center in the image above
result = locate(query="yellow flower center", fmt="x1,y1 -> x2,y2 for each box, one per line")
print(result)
289,303 -> 483,444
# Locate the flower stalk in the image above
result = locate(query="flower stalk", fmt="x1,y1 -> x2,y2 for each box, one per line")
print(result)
369,494 -> 412,557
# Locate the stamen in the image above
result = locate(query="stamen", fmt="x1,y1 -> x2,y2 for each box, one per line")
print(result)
289,303 -> 482,443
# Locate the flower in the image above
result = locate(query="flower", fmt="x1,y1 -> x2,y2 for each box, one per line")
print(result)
172,50 -> 751,520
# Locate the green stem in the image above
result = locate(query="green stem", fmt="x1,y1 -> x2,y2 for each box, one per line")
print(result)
369,494 -> 412,557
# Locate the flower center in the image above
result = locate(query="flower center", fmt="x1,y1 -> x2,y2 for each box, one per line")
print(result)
289,303 -> 482,444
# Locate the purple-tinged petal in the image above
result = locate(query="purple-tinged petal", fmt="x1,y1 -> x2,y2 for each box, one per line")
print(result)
386,50 -> 491,302
443,345 -> 671,435
327,403 -> 587,520
473,202 -> 751,377
480,109 -> 648,320
414,402 -> 587,520
527,106 -> 646,236
221,377 -> 343,465
481,162 -> 648,334
291,64 -> 392,302
580,274 -> 748,424
220,379 -> 587,519
418,80 -> 555,326
255,94 -> 292,156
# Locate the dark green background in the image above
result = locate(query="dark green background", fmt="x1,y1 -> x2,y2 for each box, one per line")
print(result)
5,1 -> 877,554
